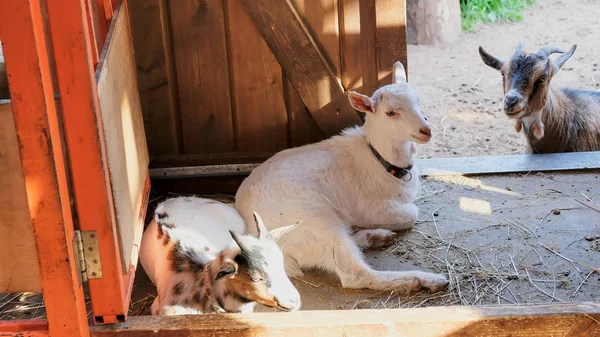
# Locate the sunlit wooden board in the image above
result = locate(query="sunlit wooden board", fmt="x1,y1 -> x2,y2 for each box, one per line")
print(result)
96,8 -> 150,273
0,102 -> 41,292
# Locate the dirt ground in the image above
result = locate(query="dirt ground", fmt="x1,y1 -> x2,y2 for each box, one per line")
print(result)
410,0 -> 600,159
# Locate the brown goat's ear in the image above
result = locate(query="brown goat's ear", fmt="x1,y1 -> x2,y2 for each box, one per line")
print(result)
347,91 -> 374,114
392,61 -> 407,84
554,44 -> 577,70
252,211 -> 272,241
479,46 -> 504,71
216,258 -> 238,279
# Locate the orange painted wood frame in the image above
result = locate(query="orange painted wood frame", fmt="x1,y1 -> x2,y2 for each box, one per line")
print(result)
0,1 -> 91,336
42,0 -> 135,324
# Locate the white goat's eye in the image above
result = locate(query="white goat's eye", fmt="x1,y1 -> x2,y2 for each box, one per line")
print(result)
386,111 -> 396,117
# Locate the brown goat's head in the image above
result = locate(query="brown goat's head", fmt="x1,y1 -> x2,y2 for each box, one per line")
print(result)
479,43 -> 577,119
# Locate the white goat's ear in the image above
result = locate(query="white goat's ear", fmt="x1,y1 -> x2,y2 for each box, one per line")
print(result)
216,258 -> 238,279
347,91 -> 374,114
252,211 -> 272,240
479,46 -> 504,71
229,230 -> 248,251
392,61 -> 407,84
554,44 -> 577,70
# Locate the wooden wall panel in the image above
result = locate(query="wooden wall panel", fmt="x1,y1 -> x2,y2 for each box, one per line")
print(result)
375,0 -> 408,85
128,0 -> 408,167
0,102 -> 41,293
169,0 -> 234,154
226,0 -> 288,152
129,0 -> 181,155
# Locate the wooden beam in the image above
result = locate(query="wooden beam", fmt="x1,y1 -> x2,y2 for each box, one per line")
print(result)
90,302 -> 600,337
44,0 -> 127,323
239,0 -> 362,137
418,151 -> 600,176
0,1 -> 90,336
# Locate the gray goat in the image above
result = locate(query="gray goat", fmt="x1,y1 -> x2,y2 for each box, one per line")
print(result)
479,42 -> 600,154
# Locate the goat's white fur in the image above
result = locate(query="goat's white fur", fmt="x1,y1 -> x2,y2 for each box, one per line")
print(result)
236,62 -> 448,293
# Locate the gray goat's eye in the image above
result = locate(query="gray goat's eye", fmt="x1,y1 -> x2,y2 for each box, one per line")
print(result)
386,111 -> 396,117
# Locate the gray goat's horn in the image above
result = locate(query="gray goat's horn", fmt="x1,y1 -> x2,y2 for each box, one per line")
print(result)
537,45 -> 565,56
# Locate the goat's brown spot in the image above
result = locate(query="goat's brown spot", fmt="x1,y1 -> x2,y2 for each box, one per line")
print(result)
173,282 -> 184,296
204,247 -> 210,252
169,241 -> 204,273
162,234 -> 170,246
157,223 -> 164,240
192,291 -> 202,305
162,222 -> 176,229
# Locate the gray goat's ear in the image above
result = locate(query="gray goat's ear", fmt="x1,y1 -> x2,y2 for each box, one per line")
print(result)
253,211 -> 272,240
515,41 -> 524,55
479,46 -> 504,71
554,44 -> 577,70
229,230 -> 248,251
392,61 -> 407,84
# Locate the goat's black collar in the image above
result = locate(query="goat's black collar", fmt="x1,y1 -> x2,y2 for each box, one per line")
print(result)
368,143 -> 413,180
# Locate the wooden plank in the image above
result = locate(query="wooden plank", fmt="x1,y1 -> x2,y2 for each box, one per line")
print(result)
0,1 -> 90,335
0,319 -> 48,336
240,0 -> 361,137
340,0 -> 364,92
419,151 -> 600,176
358,0 -> 378,94
283,76 -> 325,146
284,0 -> 329,146
96,0 -> 150,284
91,302 -> 600,337
226,0 -> 288,152
0,102 -> 41,293
149,151 -> 600,179
375,0 -> 408,85
84,0 -> 103,66
150,151 -> 273,168
129,0 -> 181,156
169,0 -> 235,154
44,0 -> 127,323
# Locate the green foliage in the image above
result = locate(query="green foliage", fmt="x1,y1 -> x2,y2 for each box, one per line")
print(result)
460,0 -> 537,32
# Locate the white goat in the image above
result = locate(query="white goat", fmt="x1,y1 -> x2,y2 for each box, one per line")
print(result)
235,62 -> 449,293
139,197 -> 301,315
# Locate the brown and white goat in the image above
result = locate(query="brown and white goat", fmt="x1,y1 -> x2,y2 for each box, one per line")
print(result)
139,197 -> 301,315
479,43 -> 600,153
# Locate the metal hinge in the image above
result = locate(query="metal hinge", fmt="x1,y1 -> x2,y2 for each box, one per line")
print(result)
74,230 -> 103,283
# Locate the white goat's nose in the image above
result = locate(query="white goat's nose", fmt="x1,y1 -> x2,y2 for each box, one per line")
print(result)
419,126 -> 432,137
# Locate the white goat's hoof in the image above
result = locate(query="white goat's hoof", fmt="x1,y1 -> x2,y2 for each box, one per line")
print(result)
366,229 -> 397,249
353,229 -> 397,249
417,273 -> 449,292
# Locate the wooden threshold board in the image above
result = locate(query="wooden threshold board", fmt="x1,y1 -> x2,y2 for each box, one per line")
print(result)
90,302 -> 600,337
149,151 -> 600,179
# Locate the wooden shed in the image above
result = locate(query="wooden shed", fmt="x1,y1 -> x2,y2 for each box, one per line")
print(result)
0,0 -> 599,336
